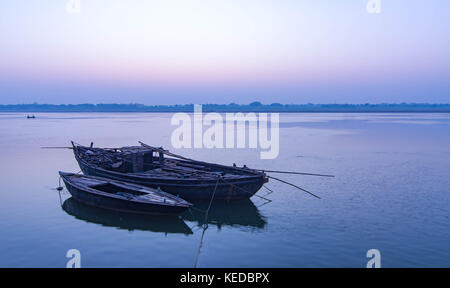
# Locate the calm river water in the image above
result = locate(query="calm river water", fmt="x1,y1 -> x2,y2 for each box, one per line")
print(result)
0,112 -> 449,267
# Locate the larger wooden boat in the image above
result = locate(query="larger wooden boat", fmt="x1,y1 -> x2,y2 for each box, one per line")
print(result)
59,172 -> 192,215
71,142 -> 268,201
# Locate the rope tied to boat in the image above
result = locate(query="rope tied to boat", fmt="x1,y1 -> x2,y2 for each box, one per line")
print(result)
194,224 -> 208,268
218,177 -> 272,203
203,176 -> 221,226
57,176 -> 63,191
193,175 -> 221,268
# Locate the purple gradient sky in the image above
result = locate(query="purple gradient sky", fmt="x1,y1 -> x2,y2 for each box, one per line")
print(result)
1,0 -> 449,104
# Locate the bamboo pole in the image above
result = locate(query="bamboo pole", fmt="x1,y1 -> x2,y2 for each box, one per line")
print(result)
256,170 -> 334,177
267,175 -> 321,199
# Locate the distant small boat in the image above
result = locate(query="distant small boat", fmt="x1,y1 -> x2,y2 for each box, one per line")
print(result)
26,115 -> 36,119
59,172 -> 192,215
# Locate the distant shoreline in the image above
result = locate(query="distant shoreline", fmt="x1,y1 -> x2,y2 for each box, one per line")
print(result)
1,103 -> 450,113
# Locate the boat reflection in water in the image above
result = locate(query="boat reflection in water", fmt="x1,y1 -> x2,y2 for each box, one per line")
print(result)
62,197 -> 193,235
62,196 -> 267,234
182,199 -> 267,231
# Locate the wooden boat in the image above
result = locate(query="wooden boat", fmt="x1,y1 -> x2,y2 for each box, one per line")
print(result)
71,142 -> 268,201
59,172 -> 192,215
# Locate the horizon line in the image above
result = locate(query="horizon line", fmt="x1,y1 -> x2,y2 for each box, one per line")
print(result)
2,102 -> 450,106
2,102 -> 450,113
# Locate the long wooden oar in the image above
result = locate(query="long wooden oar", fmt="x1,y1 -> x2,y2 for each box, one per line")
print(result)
41,146 -> 74,149
139,142 -> 334,177
256,169 -> 334,177
267,175 -> 321,199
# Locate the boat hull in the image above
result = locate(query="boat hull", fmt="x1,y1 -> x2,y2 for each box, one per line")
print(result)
61,177 -> 189,215
75,153 -> 266,201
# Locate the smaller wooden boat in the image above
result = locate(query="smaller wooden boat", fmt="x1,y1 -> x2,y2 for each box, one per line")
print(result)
59,172 -> 192,215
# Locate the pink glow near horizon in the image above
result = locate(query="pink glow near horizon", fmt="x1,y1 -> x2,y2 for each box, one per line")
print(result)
1,1 -> 450,104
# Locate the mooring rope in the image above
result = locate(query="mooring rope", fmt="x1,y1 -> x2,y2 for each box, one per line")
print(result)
193,224 -> 208,268
57,176 -> 63,191
192,176 -> 221,268
263,185 -> 274,195
218,177 -> 272,204
204,177 -> 220,224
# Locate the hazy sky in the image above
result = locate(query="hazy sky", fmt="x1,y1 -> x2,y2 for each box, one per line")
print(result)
1,0 -> 449,104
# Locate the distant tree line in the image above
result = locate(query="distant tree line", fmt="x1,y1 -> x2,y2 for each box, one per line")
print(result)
1,102 -> 450,112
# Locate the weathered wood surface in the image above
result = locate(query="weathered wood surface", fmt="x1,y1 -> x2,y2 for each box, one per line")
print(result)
59,172 -> 192,215
71,143 -> 268,201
